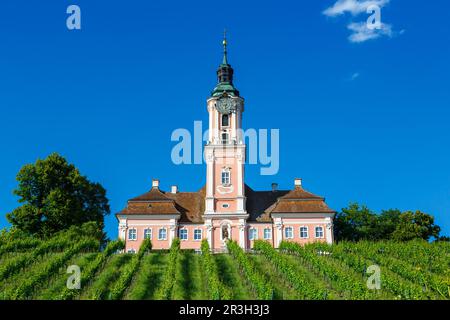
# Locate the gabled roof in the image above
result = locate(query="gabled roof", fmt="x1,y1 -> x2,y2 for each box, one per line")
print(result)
128,187 -> 173,202
265,185 -> 335,215
117,187 -> 180,215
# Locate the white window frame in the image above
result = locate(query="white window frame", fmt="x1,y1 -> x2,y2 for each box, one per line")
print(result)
300,226 -> 309,239
249,228 -> 258,241
128,228 -> 137,241
158,228 -> 167,241
284,226 -> 294,239
127,249 -> 136,254
263,228 -> 272,240
315,226 -> 324,239
179,228 -> 188,241
193,229 -> 202,241
143,228 -> 152,240
221,168 -> 231,186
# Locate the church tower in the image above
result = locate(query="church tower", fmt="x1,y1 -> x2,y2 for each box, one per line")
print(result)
204,34 -> 249,249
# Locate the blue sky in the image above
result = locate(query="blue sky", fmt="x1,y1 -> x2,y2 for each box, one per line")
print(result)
0,0 -> 449,239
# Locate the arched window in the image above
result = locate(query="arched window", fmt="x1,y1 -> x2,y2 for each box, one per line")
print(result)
222,114 -> 229,127
221,168 -> 231,186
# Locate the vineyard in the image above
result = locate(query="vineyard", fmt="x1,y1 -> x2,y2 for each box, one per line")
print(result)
0,231 -> 449,300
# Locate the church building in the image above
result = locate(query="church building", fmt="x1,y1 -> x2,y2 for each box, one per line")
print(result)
116,37 -> 335,252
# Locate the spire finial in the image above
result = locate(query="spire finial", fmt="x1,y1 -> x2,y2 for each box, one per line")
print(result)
222,28 -> 228,65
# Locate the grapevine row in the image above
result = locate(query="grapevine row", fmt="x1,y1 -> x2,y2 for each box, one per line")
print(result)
200,240 -> 231,300
0,236 -> 75,281
3,238 -> 99,300
59,240 -> 125,300
227,240 -> 273,300
309,243 -> 435,300
253,240 -> 329,300
279,241 -> 385,299
156,238 -> 180,299
337,242 -> 449,299
109,239 -> 152,300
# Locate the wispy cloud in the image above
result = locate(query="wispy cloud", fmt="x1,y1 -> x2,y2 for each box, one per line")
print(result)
323,0 -> 390,17
350,72 -> 360,81
323,0 -> 401,43
348,22 -> 392,43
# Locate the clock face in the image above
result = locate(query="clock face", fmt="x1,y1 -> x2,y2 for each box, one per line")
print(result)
216,97 -> 237,114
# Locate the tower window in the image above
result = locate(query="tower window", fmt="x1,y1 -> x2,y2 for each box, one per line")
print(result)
221,132 -> 229,144
222,114 -> 229,127
221,168 -> 231,186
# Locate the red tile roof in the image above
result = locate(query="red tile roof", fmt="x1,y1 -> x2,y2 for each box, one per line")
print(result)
116,184 -> 335,222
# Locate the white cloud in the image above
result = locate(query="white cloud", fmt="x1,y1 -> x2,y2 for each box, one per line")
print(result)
350,72 -> 360,80
322,0 -> 401,43
323,0 -> 390,17
347,22 -> 393,43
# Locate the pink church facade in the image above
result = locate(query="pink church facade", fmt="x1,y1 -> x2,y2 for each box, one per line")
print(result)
116,38 -> 335,252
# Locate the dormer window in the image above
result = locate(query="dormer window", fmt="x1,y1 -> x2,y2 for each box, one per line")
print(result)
221,168 -> 231,186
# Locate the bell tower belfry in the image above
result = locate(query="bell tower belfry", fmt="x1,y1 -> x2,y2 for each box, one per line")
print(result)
204,33 -> 248,249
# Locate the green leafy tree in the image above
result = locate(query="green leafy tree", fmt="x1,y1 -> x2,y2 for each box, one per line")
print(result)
335,203 -> 442,242
333,203 -> 378,241
391,210 -> 440,241
377,209 -> 402,239
6,153 -> 110,239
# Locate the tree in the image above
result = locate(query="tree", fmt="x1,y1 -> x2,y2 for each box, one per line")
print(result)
391,210 -> 440,241
377,209 -> 402,239
435,236 -> 450,242
334,203 -> 443,242
7,153 -> 110,239
333,203 -> 378,241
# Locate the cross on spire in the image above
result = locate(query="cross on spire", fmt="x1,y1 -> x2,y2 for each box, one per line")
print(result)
222,28 -> 228,65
